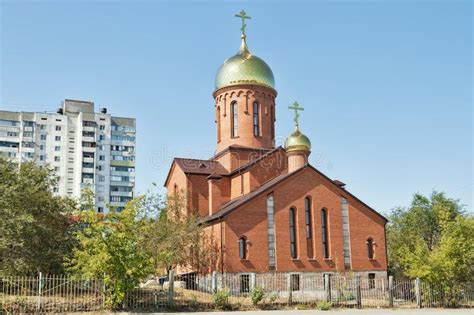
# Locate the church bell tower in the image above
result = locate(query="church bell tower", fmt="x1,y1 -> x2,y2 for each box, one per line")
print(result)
213,10 -> 277,153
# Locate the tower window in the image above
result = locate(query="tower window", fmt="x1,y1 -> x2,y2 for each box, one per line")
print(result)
253,101 -> 260,136
270,104 -> 275,142
321,208 -> 329,258
231,101 -> 238,138
305,196 -> 314,258
239,236 -> 247,259
289,207 -> 297,259
217,106 -> 221,142
367,238 -> 374,259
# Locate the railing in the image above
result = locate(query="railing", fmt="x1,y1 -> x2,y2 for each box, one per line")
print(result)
1,272 -> 472,313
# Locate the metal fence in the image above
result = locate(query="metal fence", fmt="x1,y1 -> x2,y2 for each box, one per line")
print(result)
1,272 -> 472,313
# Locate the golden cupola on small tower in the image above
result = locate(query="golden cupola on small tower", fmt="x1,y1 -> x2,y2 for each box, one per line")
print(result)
285,101 -> 311,173
213,10 -> 277,153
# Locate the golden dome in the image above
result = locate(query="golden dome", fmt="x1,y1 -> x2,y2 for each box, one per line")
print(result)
285,128 -> 311,153
215,36 -> 275,91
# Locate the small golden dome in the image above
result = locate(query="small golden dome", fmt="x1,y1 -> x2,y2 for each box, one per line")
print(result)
285,128 -> 311,153
215,36 -> 275,91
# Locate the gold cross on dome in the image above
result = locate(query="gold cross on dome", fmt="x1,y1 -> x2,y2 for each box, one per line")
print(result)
235,10 -> 251,36
288,101 -> 304,128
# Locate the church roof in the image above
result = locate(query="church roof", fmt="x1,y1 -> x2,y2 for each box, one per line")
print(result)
203,164 -> 388,223
228,146 -> 284,175
164,158 -> 229,186
175,158 -> 228,175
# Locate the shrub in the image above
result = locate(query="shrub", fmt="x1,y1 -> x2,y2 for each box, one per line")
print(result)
249,285 -> 265,306
213,288 -> 230,310
269,292 -> 278,303
316,301 -> 332,311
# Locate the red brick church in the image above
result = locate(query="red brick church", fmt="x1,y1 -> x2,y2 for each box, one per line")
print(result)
165,12 -> 387,282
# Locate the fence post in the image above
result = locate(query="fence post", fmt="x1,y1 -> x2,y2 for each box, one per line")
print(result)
415,277 -> 421,308
324,274 -> 331,302
211,271 -> 218,293
388,276 -> 394,308
250,273 -> 256,291
287,274 -> 293,306
37,272 -> 42,311
168,270 -> 174,307
355,275 -> 362,309
102,277 -> 106,309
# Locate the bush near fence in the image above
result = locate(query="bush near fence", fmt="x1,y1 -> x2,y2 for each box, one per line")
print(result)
1,272 -> 472,313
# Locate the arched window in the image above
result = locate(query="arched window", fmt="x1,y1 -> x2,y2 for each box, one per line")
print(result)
239,236 -> 247,259
289,207 -> 297,259
367,238 -> 374,259
231,101 -> 238,138
305,197 -> 314,258
216,106 -> 221,142
253,101 -> 260,136
321,209 -> 329,258
270,104 -> 275,142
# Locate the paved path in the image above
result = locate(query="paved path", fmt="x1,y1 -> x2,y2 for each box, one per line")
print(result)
110,309 -> 473,315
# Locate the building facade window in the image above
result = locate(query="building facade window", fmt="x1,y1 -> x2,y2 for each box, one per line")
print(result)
239,236 -> 247,259
305,196 -> 314,258
270,104 -> 275,142
40,135 -> 47,140
231,101 -> 238,138
54,156 -> 60,162
55,126 -> 61,131
267,194 -> 276,269
367,238 -> 374,259
342,197 -> 351,268
289,207 -> 297,259
55,136 -> 61,141
321,208 -> 329,258
253,101 -> 260,136
216,106 -> 221,142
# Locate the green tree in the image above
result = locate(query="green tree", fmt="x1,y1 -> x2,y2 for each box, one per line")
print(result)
0,158 -> 76,275
387,191 -> 473,304
140,192 -> 219,274
66,193 -> 153,308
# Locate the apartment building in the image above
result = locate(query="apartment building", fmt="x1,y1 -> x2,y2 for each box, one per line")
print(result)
0,99 -> 136,212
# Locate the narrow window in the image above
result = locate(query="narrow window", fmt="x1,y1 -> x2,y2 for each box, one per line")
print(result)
341,197 -> 351,269
216,106 -> 221,142
270,105 -> 275,142
321,209 -> 329,258
368,273 -> 376,289
239,237 -> 247,259
267,194 -> 276,269
253,101 -> 260,136
289,207 -> 297,259
231,101 -> 238,138
305,197 -> 314,258
367,238 -> 374,259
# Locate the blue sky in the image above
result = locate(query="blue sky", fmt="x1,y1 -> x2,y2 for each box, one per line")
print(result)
1,1 -> 472,214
